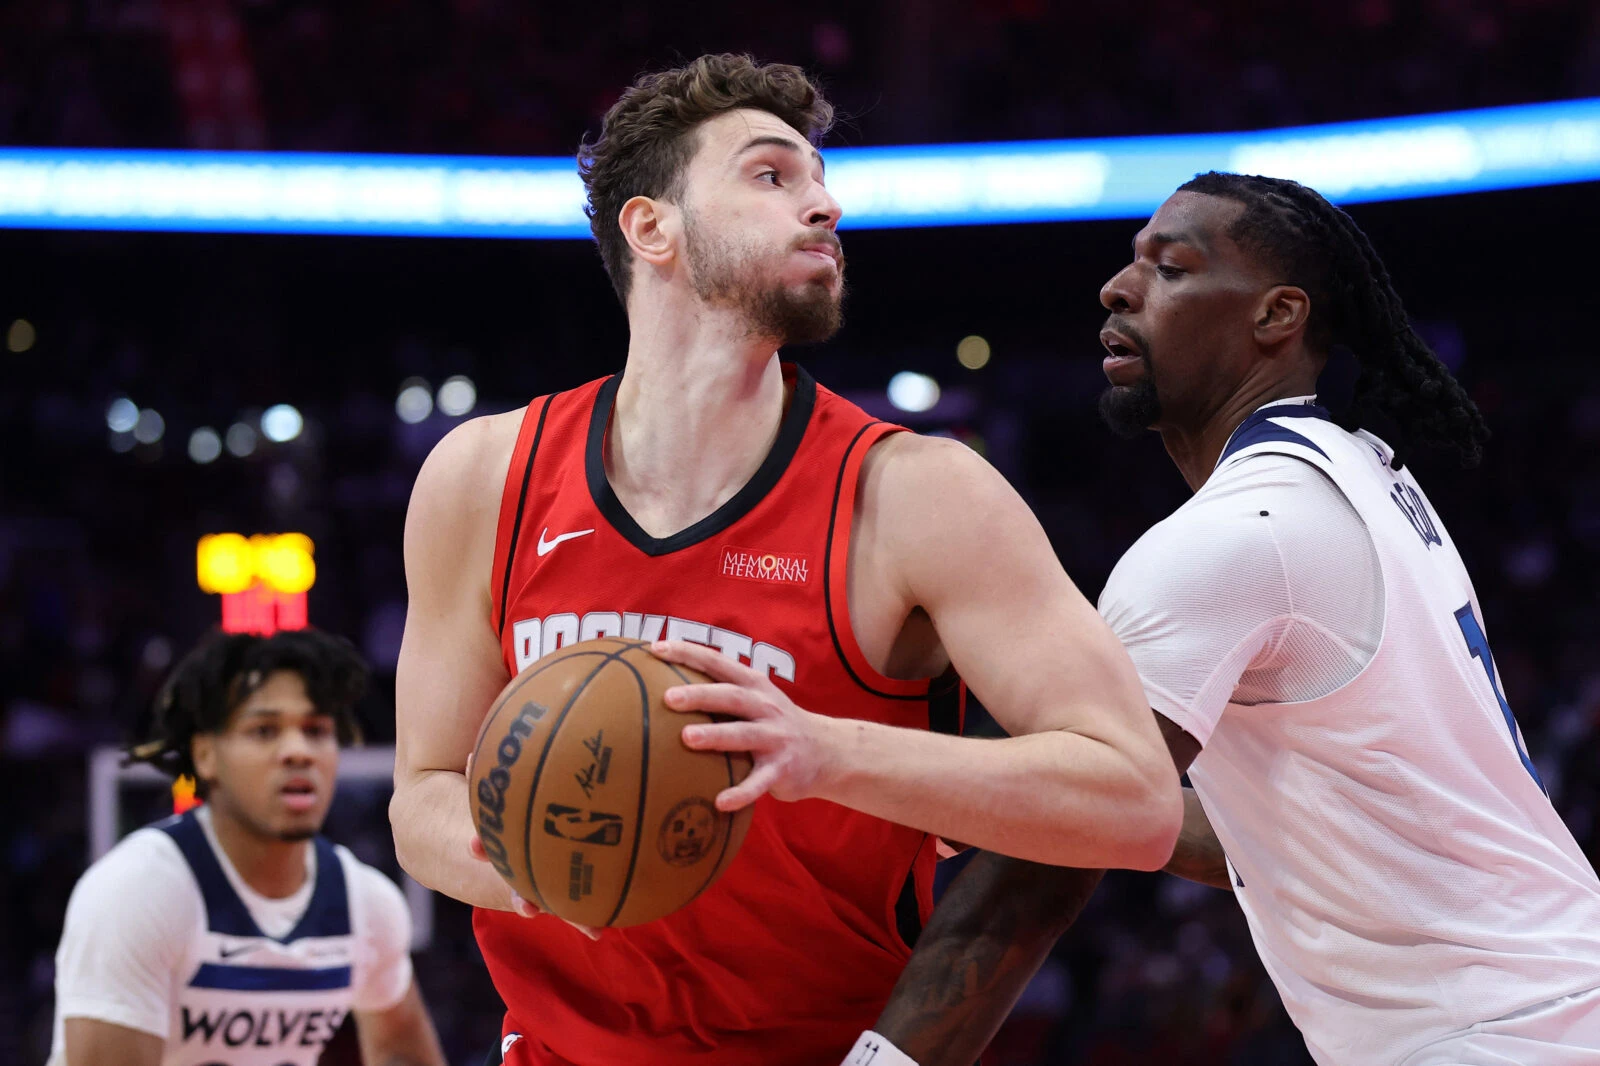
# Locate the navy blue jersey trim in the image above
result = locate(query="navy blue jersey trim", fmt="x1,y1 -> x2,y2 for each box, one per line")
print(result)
189,962 -> 352,992
285,836 -> 351,940
161,811 -> 261,938
1218,402 -> 1333,466
159,811 -> 350,942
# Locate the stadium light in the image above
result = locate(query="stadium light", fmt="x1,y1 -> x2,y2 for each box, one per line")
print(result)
261,403 -> 304,442
437,375 -> 476,417
888,371 -> 941,413
397,378 -> 433,423
0,98 -> 1595,237
188,426 -> 222,463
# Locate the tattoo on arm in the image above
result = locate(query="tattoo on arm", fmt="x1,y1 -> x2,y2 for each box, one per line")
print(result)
874,852 -> 1104,1066
1162,787 -> 1233,891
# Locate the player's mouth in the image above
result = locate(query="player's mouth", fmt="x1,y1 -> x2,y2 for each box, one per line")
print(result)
279,776 -> 319,814
797,238 -> 843,271
1100,327 -> 1147,384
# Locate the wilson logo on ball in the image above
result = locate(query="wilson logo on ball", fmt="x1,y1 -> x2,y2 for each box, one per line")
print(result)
475,700 -> 549,879
544,804 -> 624,846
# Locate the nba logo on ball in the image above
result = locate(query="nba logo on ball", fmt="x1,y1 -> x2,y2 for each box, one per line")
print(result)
544,804 -> 624,846
658,798 -> 722,866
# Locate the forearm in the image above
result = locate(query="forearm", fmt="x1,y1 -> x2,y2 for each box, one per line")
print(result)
1162,787 -> 1233,890
390,769 -> 515,910
818,720 -> 1178,870
874,853 -> 1103,1066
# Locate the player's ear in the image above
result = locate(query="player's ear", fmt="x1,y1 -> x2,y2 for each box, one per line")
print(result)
1255,284 -> 1311,350
619,195 -> 681,272
191,733 -> 218,788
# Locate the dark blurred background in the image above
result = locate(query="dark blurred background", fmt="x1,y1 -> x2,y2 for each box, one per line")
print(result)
5,2 -> 1600,1064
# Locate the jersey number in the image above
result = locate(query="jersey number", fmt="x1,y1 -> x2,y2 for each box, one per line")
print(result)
1453,602 -> 1544,791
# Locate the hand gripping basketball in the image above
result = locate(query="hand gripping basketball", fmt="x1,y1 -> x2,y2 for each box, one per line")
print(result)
652,639 -> 836,811
464,753 -> 600,940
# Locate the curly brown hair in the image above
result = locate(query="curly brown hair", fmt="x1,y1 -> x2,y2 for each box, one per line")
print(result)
577,53 -> 835,305
127,627 -> 367,797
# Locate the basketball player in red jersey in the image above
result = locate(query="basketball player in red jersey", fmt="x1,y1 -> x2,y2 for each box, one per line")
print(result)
389,54 -> 1180,1066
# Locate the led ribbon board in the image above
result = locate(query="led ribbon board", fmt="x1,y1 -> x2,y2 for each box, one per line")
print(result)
2,98 -> 1596,236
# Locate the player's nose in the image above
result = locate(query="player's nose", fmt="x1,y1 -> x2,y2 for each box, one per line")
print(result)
805,181 -> 842,231
1100,263 -> 1141,313
277,727 -> 315,762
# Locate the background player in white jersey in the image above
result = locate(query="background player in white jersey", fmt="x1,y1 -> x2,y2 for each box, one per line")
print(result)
854,173 -> 1600,1066
48,628 -> 445,1066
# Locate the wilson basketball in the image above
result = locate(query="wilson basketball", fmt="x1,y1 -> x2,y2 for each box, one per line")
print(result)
467,637 -> 753,927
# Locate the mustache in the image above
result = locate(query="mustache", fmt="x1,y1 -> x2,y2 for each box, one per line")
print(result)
1101,314 -> 1152,359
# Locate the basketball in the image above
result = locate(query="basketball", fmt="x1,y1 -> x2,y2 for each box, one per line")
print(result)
467,637 -> 753,927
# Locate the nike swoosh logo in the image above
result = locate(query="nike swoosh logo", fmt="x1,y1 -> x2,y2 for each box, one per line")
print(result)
218,942 -> 261,960
536,528 -> 595,557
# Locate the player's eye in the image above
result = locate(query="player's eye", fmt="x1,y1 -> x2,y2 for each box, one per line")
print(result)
1156,264 -> 1185,279
250,724 -> 278,740
303,722 -> 333,741
757,169 -> 781,186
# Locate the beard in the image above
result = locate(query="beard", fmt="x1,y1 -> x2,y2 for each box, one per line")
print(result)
683,213 -> 844,346
1097,365 -> 1163,439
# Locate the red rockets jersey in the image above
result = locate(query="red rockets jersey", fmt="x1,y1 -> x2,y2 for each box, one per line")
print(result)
480,363 -> 964,1066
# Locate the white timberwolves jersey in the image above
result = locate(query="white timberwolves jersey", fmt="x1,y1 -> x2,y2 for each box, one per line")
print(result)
49,806 -> 412,1066
1103,401 -> 1600,1065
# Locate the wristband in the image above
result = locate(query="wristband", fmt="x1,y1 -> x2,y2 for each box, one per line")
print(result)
842,1030 -> 920,1066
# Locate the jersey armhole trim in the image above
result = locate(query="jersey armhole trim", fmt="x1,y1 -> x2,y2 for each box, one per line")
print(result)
823,423 -> 932,700
494,395 -> 555,638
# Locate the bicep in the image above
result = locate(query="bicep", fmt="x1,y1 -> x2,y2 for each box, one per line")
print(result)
881,438 -> 1147,740
395,419 -> 515,782
63,1019 -> 164,1066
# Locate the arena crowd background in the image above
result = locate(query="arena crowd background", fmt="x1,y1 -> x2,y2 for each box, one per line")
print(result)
5,1 -> 1600,1063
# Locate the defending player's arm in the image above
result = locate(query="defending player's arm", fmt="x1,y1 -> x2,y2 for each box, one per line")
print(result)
866,858 -> 1104,1066
1159,714 -> 1233,890
661,433 -> 1182,871
61,1021 -> 164,1066
350,865 -> 447,1066
354,982 -> 446,1066
390,414 -> 523,911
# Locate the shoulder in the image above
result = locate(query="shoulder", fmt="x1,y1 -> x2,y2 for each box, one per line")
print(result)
410,409 -> 524,511
64,826 -> 199,941
1102,456 -> 1301,613
404,410 -> 524,586
72,826 -> 194,906
1102,453 -> 1363,615
859,431 -> 1017,519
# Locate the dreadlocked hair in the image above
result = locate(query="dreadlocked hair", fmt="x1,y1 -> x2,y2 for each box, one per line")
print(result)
1179,171 -> 1489,468
128,628 -> 368,796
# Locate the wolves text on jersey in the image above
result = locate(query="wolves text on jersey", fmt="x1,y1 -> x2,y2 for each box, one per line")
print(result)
181,1005 -> 347,1050
510,612 -> 797,681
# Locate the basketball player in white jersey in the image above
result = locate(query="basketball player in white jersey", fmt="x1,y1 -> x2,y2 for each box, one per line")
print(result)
49,628 -> 445,1066
855,174 -> 1600,1066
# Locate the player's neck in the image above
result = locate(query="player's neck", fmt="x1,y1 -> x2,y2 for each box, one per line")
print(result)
1161,378 -> 1317,492
208,804 -> 311,899
609,305 -> 788,537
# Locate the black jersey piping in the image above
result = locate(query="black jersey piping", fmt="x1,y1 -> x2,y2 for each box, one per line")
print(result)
496,395 -> 555,638
583,365 -> 818,557
893,842 -> 926,950
927,670 -> 963,736
822,421 -> 928,702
